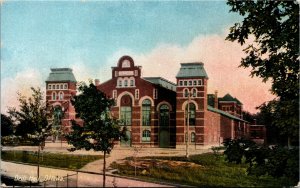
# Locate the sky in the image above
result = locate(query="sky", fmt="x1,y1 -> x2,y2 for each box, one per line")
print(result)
1,0 -> 275,114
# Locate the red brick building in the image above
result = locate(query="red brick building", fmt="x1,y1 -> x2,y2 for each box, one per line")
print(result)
46,55 -> 249,148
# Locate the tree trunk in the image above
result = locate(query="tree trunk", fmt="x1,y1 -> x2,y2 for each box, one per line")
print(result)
37,145 -> 41,182
103,151 -> 106,187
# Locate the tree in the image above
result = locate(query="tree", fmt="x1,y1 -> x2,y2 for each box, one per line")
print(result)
1,114 -> 14,136
226,0 -> 299,146
8,87 -> 52,181
65,82 -> 126,187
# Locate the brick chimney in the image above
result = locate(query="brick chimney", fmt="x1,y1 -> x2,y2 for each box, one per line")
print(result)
95,79 -> 100,86
214,90 -> 218,109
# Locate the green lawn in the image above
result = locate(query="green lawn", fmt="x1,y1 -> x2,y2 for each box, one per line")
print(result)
111,153 -> 295,187
1,150 -> 103,170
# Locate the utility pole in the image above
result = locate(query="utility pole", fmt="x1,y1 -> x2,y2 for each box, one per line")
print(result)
186,92 -> 190,159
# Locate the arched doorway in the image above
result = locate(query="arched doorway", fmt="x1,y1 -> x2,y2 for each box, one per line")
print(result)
159,104 -> 170,148
120,94 -> 132,147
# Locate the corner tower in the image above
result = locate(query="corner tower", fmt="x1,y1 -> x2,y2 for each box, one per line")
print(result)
175,62 -> 208,149
46,68 -> 77,134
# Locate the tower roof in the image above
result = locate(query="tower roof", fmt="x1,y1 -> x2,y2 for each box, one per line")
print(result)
176,62 -> 208,78
46,68 -> 77,82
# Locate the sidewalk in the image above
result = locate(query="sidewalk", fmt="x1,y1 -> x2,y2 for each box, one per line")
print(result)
2,142 -> 212,187
1,161 -> 173,187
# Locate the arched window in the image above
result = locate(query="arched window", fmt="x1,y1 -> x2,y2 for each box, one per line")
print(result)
124,79 -> 128,87
59,92 -> 64,100
52,92 -> 57,100
142,130 -> 151,142
120,95 -> 132,126
60,84 -> 63,89
48,84 -> 52,90
130,78 -> 135,87
142,99 -> 151,126
192,88 -> 197,97
56,84 -> 59,90
64,84 -> 68,89
117,78 -> 123,87
191,132 -> 196,142
186,103 -> 196,126
159,104 -> 169,127
183,88 -> 189,98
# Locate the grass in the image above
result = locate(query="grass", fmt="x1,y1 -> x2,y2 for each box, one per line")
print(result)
111,153 -> 295,187
1,150 -> 103,170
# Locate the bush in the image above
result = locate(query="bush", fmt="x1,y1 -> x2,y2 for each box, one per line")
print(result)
223,138 -> 299,185
223,138 -> 256,164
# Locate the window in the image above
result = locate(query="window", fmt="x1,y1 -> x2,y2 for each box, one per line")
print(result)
153,89 -> 158,99
159,104 -> 169,127
135,89 -> 139,99
189,80 -> 192,86
56,85 -> 59,90
64,84 -> 68,89
184,88 -> 189,98
59,92 -> 64,100
142,99 -> 151,126
120,107 -> 132,126
192,88 -> 197,97
113,90 -> 117,99
60,84 -> 63,89
193,80 -> 197,86
179,81 -> 183,86
184,81 -> 187,86
124,80 -> 128,87
191,132 -> 196,142
186,103 -> 196,126
52,92 -> 56,100
118,80 -> 122,87
142,130 -> 151,142
130,79 -> 135,86
198,80 -> 202,85
48,85 -> 52,90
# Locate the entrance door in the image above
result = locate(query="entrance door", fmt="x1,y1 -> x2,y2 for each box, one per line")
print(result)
120,130 -> 131,147
159,130 -> 170,148
159,104 -> 170,148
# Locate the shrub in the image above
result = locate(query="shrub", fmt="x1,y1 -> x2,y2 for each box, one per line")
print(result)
223,138 -> 299,185
223,138 -> 256,164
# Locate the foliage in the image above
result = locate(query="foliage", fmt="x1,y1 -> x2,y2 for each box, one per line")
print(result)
111,153 -> 293,187
226,0 -> 299,146
7,87 -> 52,145
65,82 -> 126,153
1,150 -> 102,170
223,138 -> 256,164
226,0 -> 299,99
223,138 -> 299,184
1,114 -> 14,136
65,81 -> 126,187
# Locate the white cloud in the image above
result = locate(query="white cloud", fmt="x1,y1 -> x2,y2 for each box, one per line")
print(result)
1,68 -> 44,114
2,31 -> 274,114
107,32 -> 274,113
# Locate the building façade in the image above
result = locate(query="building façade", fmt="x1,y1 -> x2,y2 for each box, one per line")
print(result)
46,55 -> 249,148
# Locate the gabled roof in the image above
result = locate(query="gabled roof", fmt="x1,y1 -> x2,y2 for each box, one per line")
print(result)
219,93 -> 243,105
176,62 -> 208,78
143,77 -> 176,91
46,68 -> 77,82
207,105 -> 247,122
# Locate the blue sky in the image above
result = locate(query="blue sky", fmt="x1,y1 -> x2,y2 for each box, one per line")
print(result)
1,1 -> 274,113
1,1 -> 239,78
